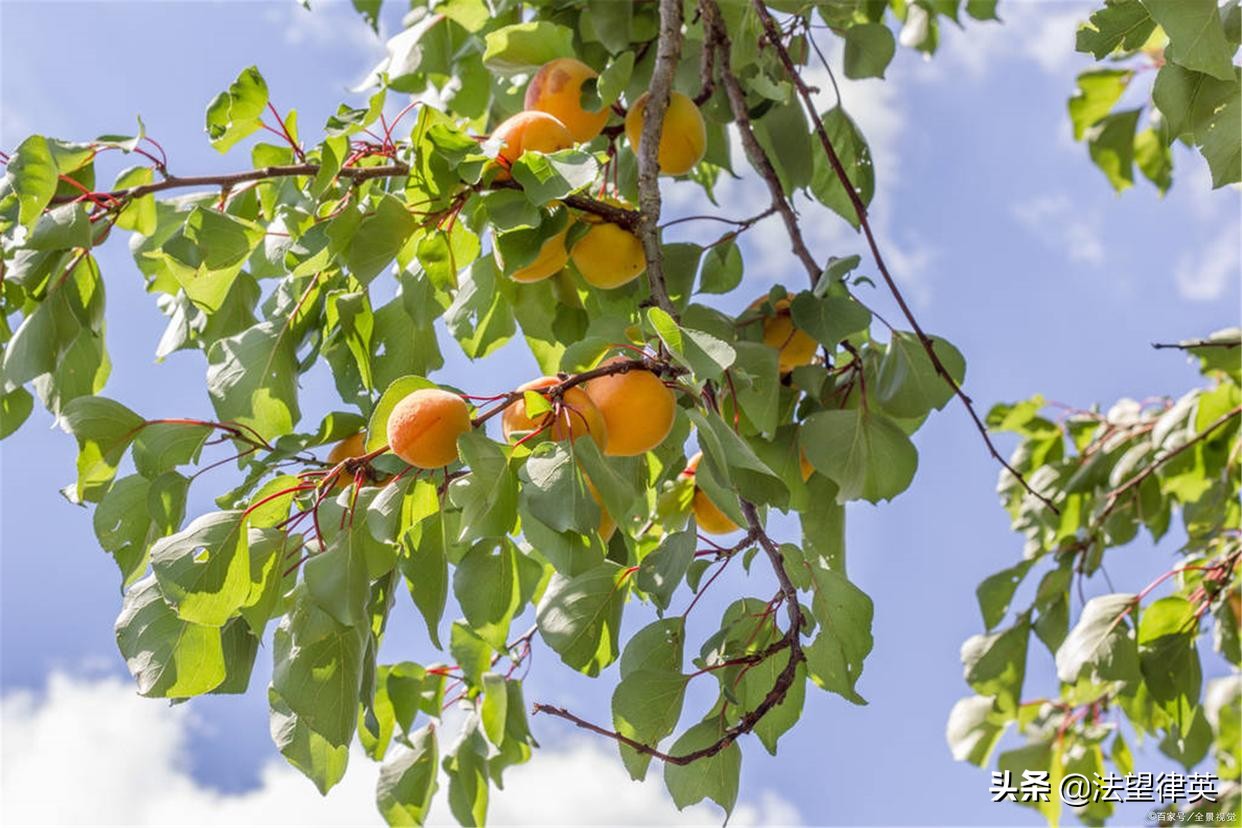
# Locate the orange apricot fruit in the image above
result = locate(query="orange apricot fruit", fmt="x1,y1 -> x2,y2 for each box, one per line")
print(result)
585,476 -> 617,542
583,357 -> 676,457
500,376 -> 608,448
490,111 -> 574,178
570,215 -> 646,289
624,91 -> 707,176
524,58 -> 610,143
749,296 -> 819,373
681,452 -> 740,535
494,224 -> 570,283
386,388 -> 472,469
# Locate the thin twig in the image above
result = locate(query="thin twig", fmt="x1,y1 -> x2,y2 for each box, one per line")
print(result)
749,0 -> 1059,514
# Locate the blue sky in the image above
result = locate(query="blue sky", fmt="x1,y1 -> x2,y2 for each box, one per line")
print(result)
1,1 -> 1239,826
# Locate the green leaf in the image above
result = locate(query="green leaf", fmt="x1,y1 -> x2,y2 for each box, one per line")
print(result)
1087,108 -> 1142,192
304,523 -> 372,628
519,442 -> 598,534
6,135 -> 58,227
1055,593 -> 1140,684
115,575 -> 226,698
481,672 -> 509,747
27,204 -> 93,251
598,52 -> 635,107
345,194 -> 418,284
445,258 -> 516,359
1076,0 -> 1156,58
206,322 -> 300,442
131,422 -> 211,478
453,542 -> 520,649
1138,596 -> 1202,723
1134,126 -> 1174,193
377,725 -> 439,826
1068,69 -> 1133,140
269,687 -> 350,795
662,717 -> 741,816
271,587 -> 368,748
94,475 -> 158,588
809,107 -> 873,229
150,510 -> 251,627
843,23 -> 896,79
448,432 -> 518,542
800,408 -> 918,503
804,565 -> 874,704
482,22 -> 576,75
400,511 -> 450,649
536,561 -> 627,676
205,66 -> 269,153
0,387 -> 34,440
612,669 -> 688,760
698,239 -> 743,295
58,396 -> 144,503
510,149 -> 599,205
789,292 -> 872,348
647,307 -> 736,381
1198,92 -> 1241,187
443,724 -> 490,826
946,695 -> 1008,766
961,617 -> 1030,716
737,652 -> 805,755
976,560 -> 1034,631
875,333 -> 966,419
635,529 -> 696,611
1140,0 -> 1236,81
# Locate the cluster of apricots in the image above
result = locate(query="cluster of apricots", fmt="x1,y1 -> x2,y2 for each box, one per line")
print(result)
326,358 -> 680,538
488,57 -> 708,291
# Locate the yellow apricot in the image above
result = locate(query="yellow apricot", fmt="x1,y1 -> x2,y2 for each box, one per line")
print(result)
585,476 -> 616,542
386,388 -> 472,469
327,432 -> 367,466
494,225 -> 570,283
749,296 -> 819,373
583,357 -> 676,457
524,58 -> 610,144
501,377 -> 608,448
681,452 -> 741,535
624,91 -> 706,176
799,450 -> 814,482
490,111 -> 575,179
327,432 -> 368,490
571,219 -> 646,289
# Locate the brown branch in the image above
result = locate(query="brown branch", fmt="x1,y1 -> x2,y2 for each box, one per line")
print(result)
634,0 -> 685,318
49,161 -> 641,230
749,0 -> 1059,514
700,0 -> 821,284
1152,338 -> 1241,351
1098,404 -> 1241,521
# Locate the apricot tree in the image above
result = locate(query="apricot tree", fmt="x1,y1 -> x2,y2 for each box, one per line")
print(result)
0,0 -> 1237,825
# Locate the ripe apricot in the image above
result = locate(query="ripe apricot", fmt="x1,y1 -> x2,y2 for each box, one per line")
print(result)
583,357 -> 676,457
799,450 -> 814,482
386,388 -> 472,469
490,111 -> 574,178
624,91 -> 706,176
524,58 -> 610,144
571,217 -> 646,289
749,296 -> 819,373
327,432 -> 369,490
681,452 -> 741,535
495,225 -> 570,283
585,476 -> 616,542
501,377 -> 607,448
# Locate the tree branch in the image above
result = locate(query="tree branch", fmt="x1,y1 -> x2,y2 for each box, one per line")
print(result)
634,0 -> 686,318
700,0 -> 821,285
1152,338 -> 1241,351
50,161 -> 642,229
749,0 -> 1059,514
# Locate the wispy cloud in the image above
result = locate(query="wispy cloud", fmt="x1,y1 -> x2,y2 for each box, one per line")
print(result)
1,672 -> 802,827
1174,229 -> 1240,302
1012,193 -> 1106,265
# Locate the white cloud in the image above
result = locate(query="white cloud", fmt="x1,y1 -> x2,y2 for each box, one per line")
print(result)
914,1 -> 1093,82
262,3 -> 381,55
1,673 -> 802,827
1012,193 -> 1106,265
1174,228 -> 1241,302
